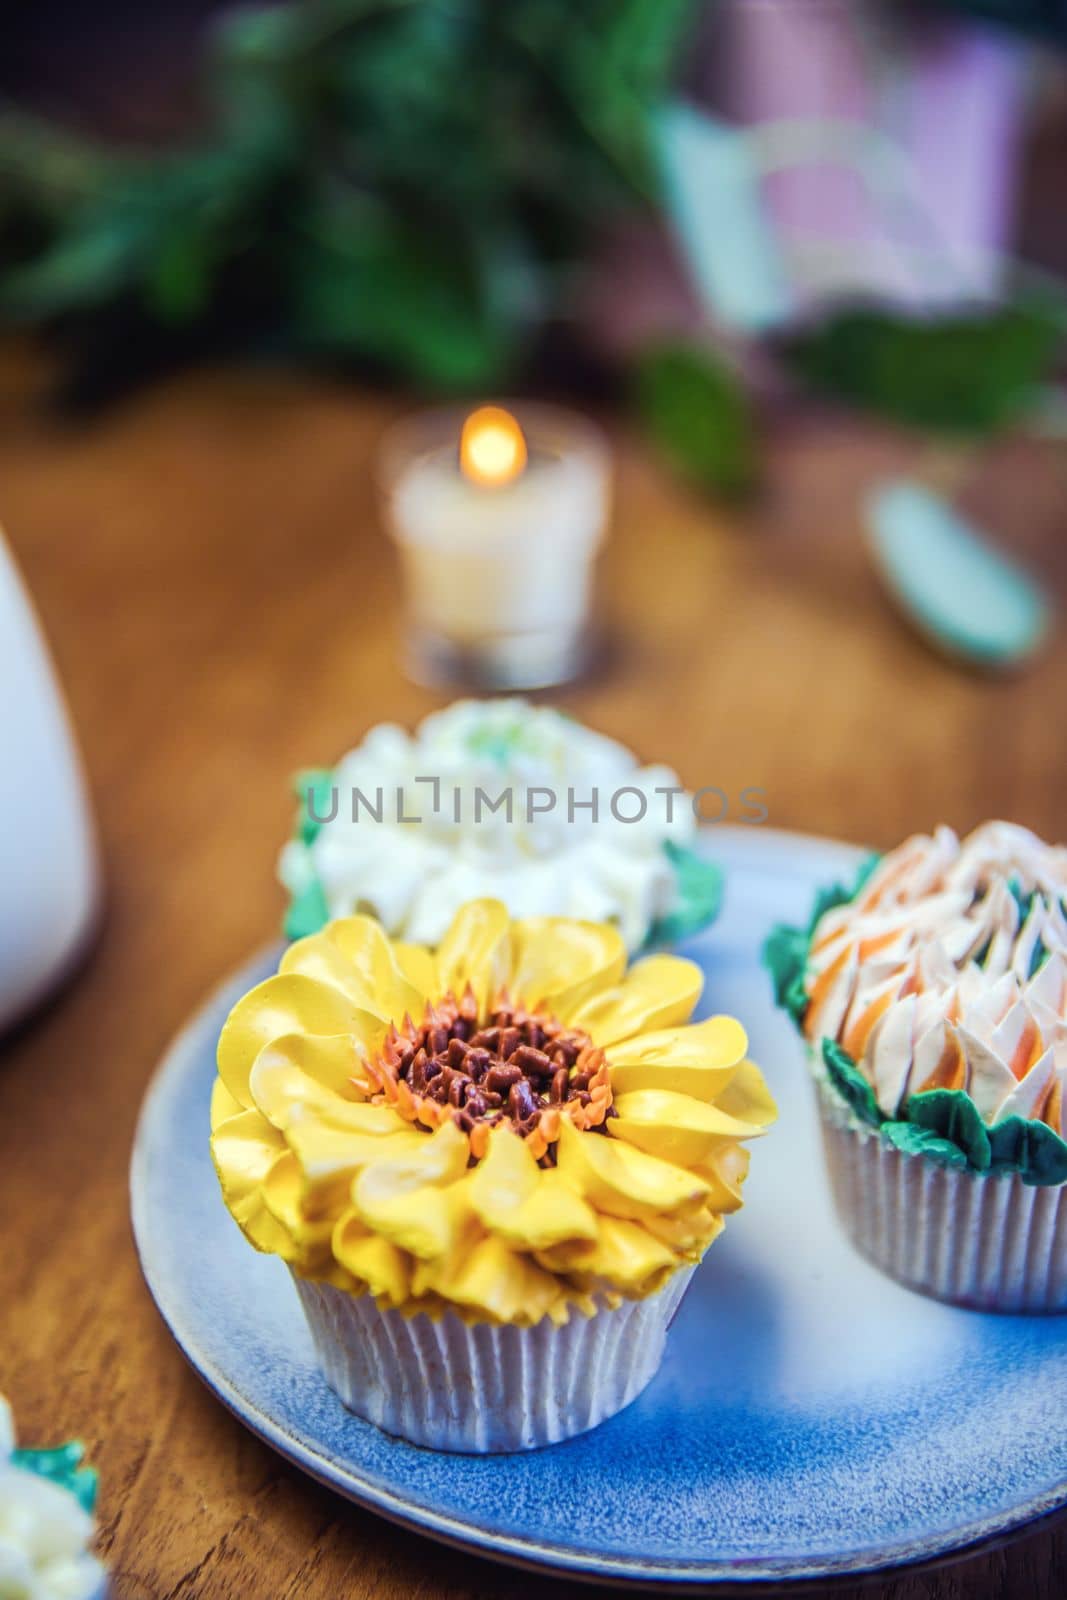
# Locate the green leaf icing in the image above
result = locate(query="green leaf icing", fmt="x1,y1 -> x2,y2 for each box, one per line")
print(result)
905,1089 -> 992,1171
761,852 -> 881,1027
820,1043 -> 1067,1185
283,876 -> 330,942
823,1039 -> 883,1129
763,924 -> 811,1025
988,1116 -> 1067,1187
465,714 -> 534,765
649,840 -> 723,945
281,768 -> 337,938
881,1120 -> 969,1171
1005,879 -> 1056,976
12,1442 -> 98,1514
1007,877 -> 1036,923
294,767 -> 336,846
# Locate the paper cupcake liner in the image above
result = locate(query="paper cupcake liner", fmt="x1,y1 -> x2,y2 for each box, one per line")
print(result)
813,1071 -> 1067,1312
293,1265 -> 695,1452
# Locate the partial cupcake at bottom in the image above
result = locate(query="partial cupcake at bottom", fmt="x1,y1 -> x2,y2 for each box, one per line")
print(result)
766,821 -> 1067,1312
211,899 -> 775,1450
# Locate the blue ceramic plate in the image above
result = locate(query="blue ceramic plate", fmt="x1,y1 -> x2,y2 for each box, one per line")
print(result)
130,827 -> 1067,1586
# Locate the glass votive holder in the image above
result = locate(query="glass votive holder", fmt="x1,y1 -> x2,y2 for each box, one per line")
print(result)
378,402 -> 611,691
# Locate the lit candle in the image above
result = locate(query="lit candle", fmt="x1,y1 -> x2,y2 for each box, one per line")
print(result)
380,403 -> 610,689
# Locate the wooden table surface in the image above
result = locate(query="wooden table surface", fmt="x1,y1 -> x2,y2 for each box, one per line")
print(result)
1,353 -> 1065,1598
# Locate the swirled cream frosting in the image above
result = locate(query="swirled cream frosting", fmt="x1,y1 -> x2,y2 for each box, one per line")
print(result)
211,901 -> 775,1325
804,821 -> 1067,1132
278,699 -> 703,951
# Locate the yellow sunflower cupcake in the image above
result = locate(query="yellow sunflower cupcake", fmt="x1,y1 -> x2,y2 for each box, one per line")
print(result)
211,899 -> 774,1450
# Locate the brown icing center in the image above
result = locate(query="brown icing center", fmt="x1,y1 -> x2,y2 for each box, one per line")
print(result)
364,989 -> 613,1161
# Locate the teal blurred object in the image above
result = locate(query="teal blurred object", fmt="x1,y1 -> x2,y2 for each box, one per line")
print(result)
866,479 -> 1052,667
12,1441 -> 98,1514
655,104 -> 791,334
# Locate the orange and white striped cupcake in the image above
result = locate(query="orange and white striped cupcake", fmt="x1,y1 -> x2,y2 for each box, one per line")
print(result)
768,822 -> 1067,1310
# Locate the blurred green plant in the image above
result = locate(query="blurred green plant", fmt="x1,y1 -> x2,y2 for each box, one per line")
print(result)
2,2 -> 1065,496
779,296 -> 1067,436
0,0 -> 695,398
633,342 -> 759,499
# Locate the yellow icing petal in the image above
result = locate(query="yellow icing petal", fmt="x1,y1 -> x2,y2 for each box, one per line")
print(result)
608,1016 -> 749,1100
420,1232 -> 564,1325
217,974 -> 373,1108
611,1090 -> 766,1167
327,916 -> 429,1017
570,955 -> 703,1047
333,1211 -> 412,1304
715,1060 -> 777,1128
509,918 -> 627,1016
210,1078 -> 244,1131
286,1109 -> 425,1206
282,917 -> 425,1023
211,1107 -> 284,1212
435,899 -> 511,1008
692,1143 -> 751,1214
469,1125 -> 598,1249
555,1115 -> 707,1220
247,1032 -> 378,1128
314,1260 -> 361,1293
643,1206 -> 725,1255
365,1181 -> 474,1266
279,935 -> 387,1015
211,1110 -> 297,1255
353,1120 -> 470,1258
505,1170 -> 600,1251
560,1215 -> 679,1295
261,1151 -> 335,1267
392,941 -> 440,1002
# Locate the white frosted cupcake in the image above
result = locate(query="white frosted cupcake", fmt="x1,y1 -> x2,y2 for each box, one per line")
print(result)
212,900 -> 775,1450
278,699 -> 722,953
0,1394 -> 105,1600
766,822 -> 1067,1311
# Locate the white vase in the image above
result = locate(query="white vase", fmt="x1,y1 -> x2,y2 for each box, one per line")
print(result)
0,531 -> 100,1032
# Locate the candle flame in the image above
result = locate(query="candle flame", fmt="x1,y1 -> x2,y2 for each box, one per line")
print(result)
460,407 -> 528,488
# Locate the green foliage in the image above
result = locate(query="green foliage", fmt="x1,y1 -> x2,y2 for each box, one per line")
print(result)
632,343 -> 758,498
6,6 -> 1063,451
780,297 -> 1066,437
0,0 -> 696,396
